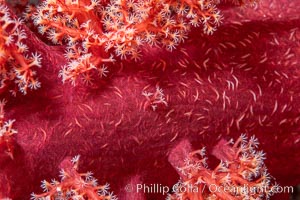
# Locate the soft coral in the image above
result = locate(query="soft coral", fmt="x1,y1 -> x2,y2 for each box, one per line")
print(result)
0,0 -> 300,199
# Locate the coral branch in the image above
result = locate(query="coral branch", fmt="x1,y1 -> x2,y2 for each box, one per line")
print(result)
168,135 -> 278,200
25,0 -> 225,84
0,99 -> 17,159
0,2 -> 42,95
31,155 -> 118,200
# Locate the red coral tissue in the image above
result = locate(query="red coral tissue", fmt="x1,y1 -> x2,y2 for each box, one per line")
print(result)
0,0 -> 300,199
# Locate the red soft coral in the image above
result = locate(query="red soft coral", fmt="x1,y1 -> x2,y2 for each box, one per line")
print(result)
168,135 -> 279,200
0,0 -> 300,199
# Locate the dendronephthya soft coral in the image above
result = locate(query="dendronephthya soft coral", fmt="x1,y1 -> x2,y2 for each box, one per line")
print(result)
0,0 -> 300,199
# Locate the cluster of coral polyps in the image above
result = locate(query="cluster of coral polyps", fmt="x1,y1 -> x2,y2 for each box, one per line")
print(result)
167,135 -> 276,200
1,0 -> 300,199
0,3 -> 42,95
23,0 -> 227,84
31,155 -> 117,200
0,100 -> 17,160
